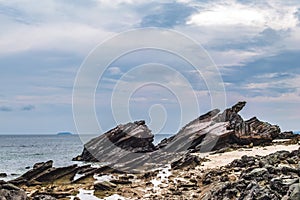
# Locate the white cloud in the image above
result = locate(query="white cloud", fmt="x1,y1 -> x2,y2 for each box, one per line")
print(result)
107,67 -> 123,75
244,74 -> 300,94
0,22 -> 113,55
187,0 -> 298,31
0,0 -> 144,55
209,49 -> 262,66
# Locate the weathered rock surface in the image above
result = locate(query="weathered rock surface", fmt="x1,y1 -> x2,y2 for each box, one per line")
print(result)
171,154 -> 203,170
32,195 -> 57,200
159,101 -> 281,153
0,180 -> 27,200
73,120 -> 156,163
73,101 -> 287,172
0,173 -> 7,178
9,161 -> 80,186
201,148 -> 300,200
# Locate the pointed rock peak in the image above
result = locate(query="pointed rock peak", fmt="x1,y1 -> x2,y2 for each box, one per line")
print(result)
231,101 -> 246,113
134,120 -> 146,126
198,109 -> 220,121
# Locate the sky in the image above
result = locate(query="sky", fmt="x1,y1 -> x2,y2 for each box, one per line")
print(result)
0,0 -> 300,134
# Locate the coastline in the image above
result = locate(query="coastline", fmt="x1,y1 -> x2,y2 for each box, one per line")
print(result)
1,141 -> 299,200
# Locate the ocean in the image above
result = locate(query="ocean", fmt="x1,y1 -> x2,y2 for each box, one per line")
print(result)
0,134 -> 172,181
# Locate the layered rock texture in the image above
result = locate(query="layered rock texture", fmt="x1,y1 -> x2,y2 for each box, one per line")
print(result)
0,180 -> 27,200
73,120 -> 156,163
74,101 -> 282,171
3,101 -> 300,199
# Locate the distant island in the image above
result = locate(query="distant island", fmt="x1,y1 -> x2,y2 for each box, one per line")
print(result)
57,132 -> 73,136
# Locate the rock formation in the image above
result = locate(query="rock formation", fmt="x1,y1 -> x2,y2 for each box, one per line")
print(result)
2,101 -> 299,199
0,180 -> 27,200
74,101 -> 282,171
73,120 -> 156,163
201,148 -> 300,200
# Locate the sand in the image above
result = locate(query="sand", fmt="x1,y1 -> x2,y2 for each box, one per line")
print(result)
198,144 -> 300,170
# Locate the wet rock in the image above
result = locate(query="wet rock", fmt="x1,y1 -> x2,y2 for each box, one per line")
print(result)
10,162 -> 79,186
0,173 -> 7,178
10,160 -> 53,185
34,164 -> 78,183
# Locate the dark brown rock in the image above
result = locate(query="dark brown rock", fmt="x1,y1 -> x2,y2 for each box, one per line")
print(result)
32,195 -> 57,200
9,160 -> 53,186
94,181 -> 117,191
171,154 -> 202,170
74,101 -> 282,171
75,120 -> 156,163
0,181 -> 27,200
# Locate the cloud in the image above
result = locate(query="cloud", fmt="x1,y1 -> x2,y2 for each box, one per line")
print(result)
0,22 -> 113,55
0,106 -> 13,112
21,104 -> 35,111
1,0 -> 300,132
140,2 -> 196,28
222,50 -> 300,99
187,0 -> 298,31
107,67 -> 123,75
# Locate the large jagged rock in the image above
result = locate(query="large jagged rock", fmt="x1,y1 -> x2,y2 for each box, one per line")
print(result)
157,101 -> 281,152
10,161 -> 79,186
73,120 -> 156,163
74,101 -> 282,171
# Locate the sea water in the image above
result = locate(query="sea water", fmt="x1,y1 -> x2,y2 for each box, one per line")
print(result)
0,134 -> 172,180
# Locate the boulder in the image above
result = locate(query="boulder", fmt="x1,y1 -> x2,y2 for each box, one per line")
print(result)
171,154 -> 202,170
157,101 -> 280,154
9,160 -> 53,185
94,181 -> 117,191
0,181 -> 27,200
288,183 -> 300,200
74,120 -> 156,163
277,131 -> 298,139
32,195 -> 57,200
10,161 -> 81,186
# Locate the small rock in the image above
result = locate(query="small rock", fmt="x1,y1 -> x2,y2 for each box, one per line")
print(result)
243,168 -> 269,181
0,173 -> 7,178
94,181 -> 117,191
285,183 -> 300,200
33,195 -> 57,200
171,154 -> 201,170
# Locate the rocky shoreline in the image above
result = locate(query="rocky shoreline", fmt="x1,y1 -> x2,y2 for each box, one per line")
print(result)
1,101 -> 300,199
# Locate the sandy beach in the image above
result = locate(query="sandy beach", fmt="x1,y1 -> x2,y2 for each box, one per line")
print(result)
199,144 -> 300,170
